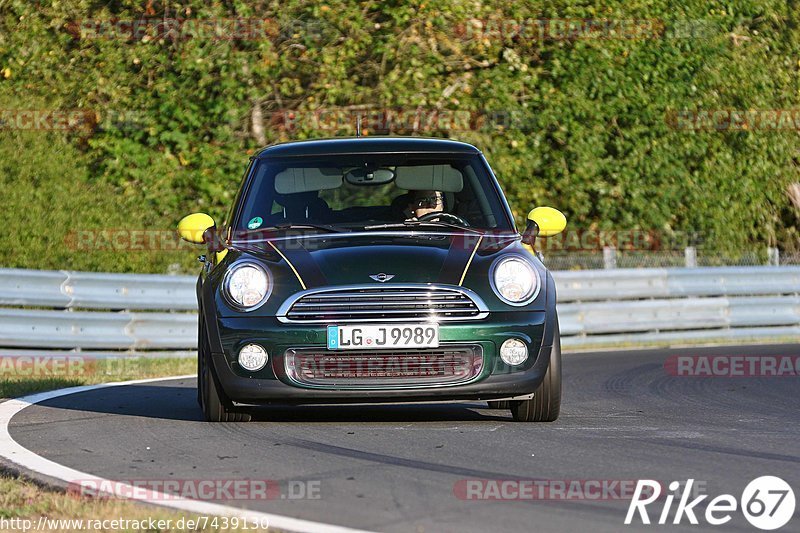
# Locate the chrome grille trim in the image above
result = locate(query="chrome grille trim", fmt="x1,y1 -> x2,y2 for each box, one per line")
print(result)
277,284 -> 489,323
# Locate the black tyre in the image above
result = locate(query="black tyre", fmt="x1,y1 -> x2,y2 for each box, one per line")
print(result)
510,322 -> 562,422
198,319 -> 251,423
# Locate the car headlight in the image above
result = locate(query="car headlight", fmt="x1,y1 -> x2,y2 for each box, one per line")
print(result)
491,256 -> 540,305
223,262 -> 271,310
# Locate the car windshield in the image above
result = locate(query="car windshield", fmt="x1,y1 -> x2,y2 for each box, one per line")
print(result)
235,154 -> 514,233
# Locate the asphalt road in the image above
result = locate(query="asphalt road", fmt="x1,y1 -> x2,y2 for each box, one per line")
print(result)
9,344 -> 800,532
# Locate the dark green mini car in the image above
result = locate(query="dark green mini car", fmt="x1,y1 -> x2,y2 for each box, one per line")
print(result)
178,137 -> 567,422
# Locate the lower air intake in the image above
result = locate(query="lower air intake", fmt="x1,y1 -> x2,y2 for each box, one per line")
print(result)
284,345 -> 483,388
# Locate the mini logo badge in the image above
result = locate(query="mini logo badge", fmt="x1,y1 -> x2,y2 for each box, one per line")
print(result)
369,273 -> 395,283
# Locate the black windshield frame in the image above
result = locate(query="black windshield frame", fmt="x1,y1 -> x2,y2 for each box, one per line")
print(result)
231,153 -> 516,233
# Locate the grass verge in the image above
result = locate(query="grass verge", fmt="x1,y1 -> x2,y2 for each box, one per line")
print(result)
0,357 -> 195,400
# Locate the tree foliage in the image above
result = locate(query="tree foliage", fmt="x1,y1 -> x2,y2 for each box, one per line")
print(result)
0,0 -> 798,271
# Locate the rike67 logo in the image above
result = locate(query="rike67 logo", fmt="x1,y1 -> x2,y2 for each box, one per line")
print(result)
626,477 -> 795,530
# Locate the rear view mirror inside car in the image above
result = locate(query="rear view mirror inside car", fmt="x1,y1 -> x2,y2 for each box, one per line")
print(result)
345,167 -> 395,185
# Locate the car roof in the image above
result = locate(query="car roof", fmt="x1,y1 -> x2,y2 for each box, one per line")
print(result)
253,137 -> 482,158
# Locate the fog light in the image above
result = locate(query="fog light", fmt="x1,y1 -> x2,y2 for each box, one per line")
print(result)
238,344 -> 268,371
500,338 -> 528,366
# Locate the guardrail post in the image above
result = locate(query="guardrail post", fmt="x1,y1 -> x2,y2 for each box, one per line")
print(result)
684,246 -> 697,268
603,246 -> 617,269
768,247 -> 780,266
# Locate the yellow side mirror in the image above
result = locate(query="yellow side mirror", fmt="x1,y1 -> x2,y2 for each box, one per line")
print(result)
178,212 -> 215,244
527,207 -> 567,237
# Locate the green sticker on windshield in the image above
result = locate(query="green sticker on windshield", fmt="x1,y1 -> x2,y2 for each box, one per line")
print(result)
247,217 -> 263,230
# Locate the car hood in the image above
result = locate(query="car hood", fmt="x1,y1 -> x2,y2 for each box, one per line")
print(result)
240,232 -> 517,288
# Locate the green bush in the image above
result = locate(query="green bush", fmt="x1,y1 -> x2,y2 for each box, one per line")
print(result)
0,0 -> 797,272
0,127 -> 195,272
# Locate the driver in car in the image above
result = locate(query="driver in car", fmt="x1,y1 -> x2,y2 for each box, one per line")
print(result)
405,190 -> 444,221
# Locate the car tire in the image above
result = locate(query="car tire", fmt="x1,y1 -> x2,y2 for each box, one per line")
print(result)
198,318 -> 251,423
487,401 -> 510,409
510,321 -> 561,422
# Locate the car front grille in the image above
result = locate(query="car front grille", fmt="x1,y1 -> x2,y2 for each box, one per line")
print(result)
279,286 -> 487,323
284,345 -> 484,388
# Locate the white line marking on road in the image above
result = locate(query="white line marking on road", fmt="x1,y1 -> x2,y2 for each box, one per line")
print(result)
387,425 -> 503,431
0,375 -> 373,533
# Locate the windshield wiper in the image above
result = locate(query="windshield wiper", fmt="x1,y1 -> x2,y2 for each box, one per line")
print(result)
253,223 -> 348,234
362,220 -> 482,233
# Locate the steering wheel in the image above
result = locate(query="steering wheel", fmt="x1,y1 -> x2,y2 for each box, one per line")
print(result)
418,211 -> 470,227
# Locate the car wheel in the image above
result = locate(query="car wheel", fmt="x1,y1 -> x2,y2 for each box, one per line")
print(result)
198,319 -> 251,423
510,321 -> 561,422
487,401 -> 510,409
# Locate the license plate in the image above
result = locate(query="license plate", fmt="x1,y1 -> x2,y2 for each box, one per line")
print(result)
327,324 -> 439,350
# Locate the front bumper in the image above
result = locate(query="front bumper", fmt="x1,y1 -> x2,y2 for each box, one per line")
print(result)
205,311 -> 552,405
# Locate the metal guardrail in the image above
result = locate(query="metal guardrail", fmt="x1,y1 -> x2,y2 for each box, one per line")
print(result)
0,267 -> 797,352
0,269 -> 196,310
553,267 -> 800,301
553,268 -> 800,346
0,309 -> 196,350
